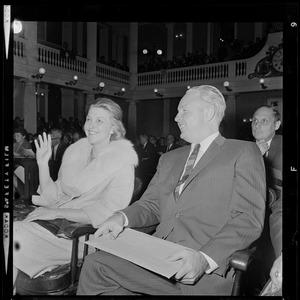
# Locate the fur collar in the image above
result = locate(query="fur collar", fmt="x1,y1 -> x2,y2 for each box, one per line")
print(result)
59,138 -> 138,194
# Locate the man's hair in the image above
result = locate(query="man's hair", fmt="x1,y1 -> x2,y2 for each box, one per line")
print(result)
86,98 -> 126,141
139,133 -> 149,140
49,128 -> 62,139
256,105 -> 281,122
186,85 -> 226,123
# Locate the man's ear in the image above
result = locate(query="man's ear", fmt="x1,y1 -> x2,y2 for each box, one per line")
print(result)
206,107 -> 215,121
275,120 -> 281,131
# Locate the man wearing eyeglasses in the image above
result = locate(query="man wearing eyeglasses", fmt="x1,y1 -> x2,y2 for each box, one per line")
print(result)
251,105 -> 282,294
49,128 -> 68,181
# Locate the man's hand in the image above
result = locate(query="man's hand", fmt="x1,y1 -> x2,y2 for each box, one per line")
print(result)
256,139 -> 269,156
94,212 -> 125,239
166,249 -> 209,285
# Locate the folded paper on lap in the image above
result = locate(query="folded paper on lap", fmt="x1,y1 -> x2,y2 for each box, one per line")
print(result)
85,228 -> 190,278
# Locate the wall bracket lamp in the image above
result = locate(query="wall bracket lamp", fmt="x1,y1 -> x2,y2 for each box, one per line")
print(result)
259,78 -> 267,89
65,75 -> 78,86
154,88 -> 163,97
223,81 -> 232,92
31,67 -> 46,80
114,87 -> 125,96
93,82 -> 105,92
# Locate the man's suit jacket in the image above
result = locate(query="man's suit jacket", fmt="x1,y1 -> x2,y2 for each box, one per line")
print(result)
264,134 -> 282,205
264,135 -> 282,257
122,134 -> 266,295
269,195 -> 282,258
166,143 -> 180,152
138,142 -> 157,175
49,141 -> 68,181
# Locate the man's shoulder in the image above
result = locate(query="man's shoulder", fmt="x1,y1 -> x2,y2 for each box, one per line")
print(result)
223,138 -> 259,152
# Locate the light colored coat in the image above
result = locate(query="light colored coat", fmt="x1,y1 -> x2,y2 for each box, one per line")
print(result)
14,138 -> 138,277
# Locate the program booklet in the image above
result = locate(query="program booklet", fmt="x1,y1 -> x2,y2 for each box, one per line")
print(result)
85,228 -> 191,278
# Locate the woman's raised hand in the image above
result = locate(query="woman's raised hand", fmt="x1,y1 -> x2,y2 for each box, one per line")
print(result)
34,132 -> 52,164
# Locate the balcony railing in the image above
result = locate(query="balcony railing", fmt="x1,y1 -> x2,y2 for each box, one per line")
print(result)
37,44 -> 87,74
96,63 -> 130,85
137,61 -> 247,86
14,38 -> 25,58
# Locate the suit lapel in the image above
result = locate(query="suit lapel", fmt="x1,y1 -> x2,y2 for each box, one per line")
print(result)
181,135 -> 225,195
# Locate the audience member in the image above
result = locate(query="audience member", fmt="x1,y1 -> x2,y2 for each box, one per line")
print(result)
165,133 -> 180,152
62,132 -> 72,145
136,133 -> 158,194
77,85 -> 266,296
72,129 -> 85,143
251,105 -> 282,293
48,128 -> 69,181
13,98 -> 138,292
13,127 -> 34,158
149,135 -> 157,147
156,136 -> 167,156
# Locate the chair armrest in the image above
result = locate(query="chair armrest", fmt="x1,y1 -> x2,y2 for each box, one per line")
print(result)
229,247 -> 256,272
59,223 -> 96,239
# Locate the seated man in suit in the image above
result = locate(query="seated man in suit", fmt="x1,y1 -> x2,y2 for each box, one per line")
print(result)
136,133 -> 158,193
251,105 -> 282,288
48,128 -> 69,181
77,85 -> 266,296
165,133 -> 180,152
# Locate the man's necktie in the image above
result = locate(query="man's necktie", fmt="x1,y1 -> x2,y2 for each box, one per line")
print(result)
174,144 -> 200,200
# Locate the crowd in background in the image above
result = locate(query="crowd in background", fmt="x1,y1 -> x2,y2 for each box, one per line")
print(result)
59,34 -> 266,75
138,36 -> 266,73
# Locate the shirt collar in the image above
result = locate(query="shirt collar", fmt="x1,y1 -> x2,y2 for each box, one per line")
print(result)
191,131 -> 219,153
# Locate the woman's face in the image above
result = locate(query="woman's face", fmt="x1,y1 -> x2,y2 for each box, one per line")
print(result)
84,106 -> 114,147
14,132 -> 25,143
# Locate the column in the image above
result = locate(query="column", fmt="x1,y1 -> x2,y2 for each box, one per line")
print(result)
166,23 -> 174,60
86,22 -> 97,77
117,34 -> 123,65
77,91 -> 86,124
36,84 -> 49,122
127,100 -> 137,140
223,94 -> 237,138
111,32 -> 117,62
98,25 -> 109,61
24,22 -> 38,66
23,80 -> 37,134
206,23 -> 212,55
162,99 -> 170,136
234,23 -> 238,39
84,92 -> 96,106
186,23 -> 193,54
62,22 -> 72,49
129,22 -> 138,89
61,88 -> 75,120
77,22 -> 83,56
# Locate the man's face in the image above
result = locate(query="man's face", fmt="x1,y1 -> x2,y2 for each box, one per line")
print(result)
140,136 -> 147,145
166,135 -> 174,145
174,91 -> 209,143
251,107 -> 280,142
50,133 -> 61,147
